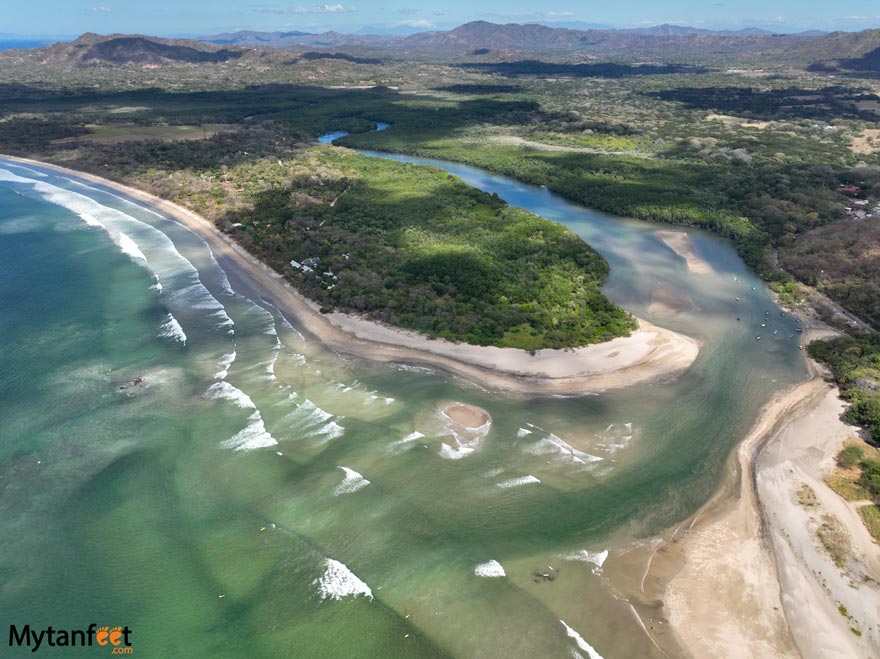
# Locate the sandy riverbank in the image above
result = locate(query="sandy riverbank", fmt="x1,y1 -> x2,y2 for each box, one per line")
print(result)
652,327 -> 880,658
2,155 -> 700,395
656,230 -> 713,275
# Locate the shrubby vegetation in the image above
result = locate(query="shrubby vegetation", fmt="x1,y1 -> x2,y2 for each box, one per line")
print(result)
810,333 -> 880,440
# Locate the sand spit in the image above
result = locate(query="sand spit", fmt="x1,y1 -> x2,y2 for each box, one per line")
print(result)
3,155 -> 699,396
650,328 -> 880,658
656,230 -> 713,275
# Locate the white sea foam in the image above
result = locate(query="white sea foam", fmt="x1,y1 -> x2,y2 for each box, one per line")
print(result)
474,560 -> 505,577
314,558 -> 373,601
517,427 -> 533,438
215,351 -> 237,379
167,282 -> 226,311
116,232 -> 147,261
6,164 -> 47,178
525,433 -> 602,465
439,443 -> 476,460
205,381 -> 256,409
565,548 -> 608,574
205,246 -> 235,295
0,169 -> 236,335
300,399 -> 333,424
0,168 -> 40,184
335,466 -> 371,495
221,412 -> 278,450
150,282 -> 163,292
497,475 -> 541,488
312,420 -> 345,445
158,313 -> 187,345
560,620 -> 604,659
398,431 -> 424,444
436,413 -> 491,460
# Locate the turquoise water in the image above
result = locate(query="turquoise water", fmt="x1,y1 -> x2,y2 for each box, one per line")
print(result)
0,154 -> 806,658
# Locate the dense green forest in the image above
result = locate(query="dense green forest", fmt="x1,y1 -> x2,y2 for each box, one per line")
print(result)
221,149 -> 636,348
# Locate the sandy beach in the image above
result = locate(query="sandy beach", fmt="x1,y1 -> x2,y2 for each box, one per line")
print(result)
653,327 -> 880,658
656,230 -> 714,275
2,155 -> 700,396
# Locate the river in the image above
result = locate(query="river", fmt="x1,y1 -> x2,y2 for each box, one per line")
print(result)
0,133 -> 807,658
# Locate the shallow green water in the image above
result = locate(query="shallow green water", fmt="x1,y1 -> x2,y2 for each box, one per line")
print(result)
0,154 -> 806,658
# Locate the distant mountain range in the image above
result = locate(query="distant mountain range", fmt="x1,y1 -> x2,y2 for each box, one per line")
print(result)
3,22 -> 879,74
200,21 -> 826,55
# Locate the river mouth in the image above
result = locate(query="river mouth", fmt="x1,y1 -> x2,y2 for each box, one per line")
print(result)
1,134 -> 808,659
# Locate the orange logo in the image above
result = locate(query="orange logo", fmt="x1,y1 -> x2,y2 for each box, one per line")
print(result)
96,626 -> 130,652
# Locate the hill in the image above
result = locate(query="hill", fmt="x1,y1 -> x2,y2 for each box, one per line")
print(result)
20,33 -> 245,66
768,28 -> 880,72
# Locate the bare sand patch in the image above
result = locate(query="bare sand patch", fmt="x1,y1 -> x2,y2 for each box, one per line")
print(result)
706,113 -> 770,129
656,230 -> 713,275
442,403 -> 491,429
649,327 -> 880,659
851,128 -> 880,155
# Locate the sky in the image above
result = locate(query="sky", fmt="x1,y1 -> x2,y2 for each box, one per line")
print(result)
4,0 -> 880,38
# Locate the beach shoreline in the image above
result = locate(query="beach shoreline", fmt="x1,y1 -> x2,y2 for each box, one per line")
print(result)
1,154 -> 700,396
648,326 -> 880,658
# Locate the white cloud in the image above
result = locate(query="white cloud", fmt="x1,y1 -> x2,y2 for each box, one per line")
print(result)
281,4 -> 357,14
396,19 -> 434,28
90,5 -> 111,11
546,11 -> 574,18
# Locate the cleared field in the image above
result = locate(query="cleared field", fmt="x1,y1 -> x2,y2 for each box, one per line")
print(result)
54,123 -> 235,143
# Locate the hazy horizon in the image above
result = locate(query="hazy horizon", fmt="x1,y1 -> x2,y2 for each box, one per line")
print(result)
4,0 -> 880,40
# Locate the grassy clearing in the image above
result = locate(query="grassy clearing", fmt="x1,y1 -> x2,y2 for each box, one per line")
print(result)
798,483 -> 819,507
55,123 -> 235,143
817,513 -> 851,569
858,504 -> 880,544
826,441 -> 880,501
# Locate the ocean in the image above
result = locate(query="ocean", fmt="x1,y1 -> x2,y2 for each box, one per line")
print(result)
0,156 -> 807,657
0,40 -> 58,51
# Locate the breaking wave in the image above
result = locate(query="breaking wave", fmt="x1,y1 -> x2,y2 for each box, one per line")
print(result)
314,559 -> 373,601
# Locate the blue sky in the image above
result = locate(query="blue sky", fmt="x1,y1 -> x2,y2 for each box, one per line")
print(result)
5,0 -> 880,37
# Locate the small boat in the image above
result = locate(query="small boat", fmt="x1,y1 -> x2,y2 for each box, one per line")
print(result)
798,345 -> 803,350
761,323 -> 766,327
751,285 -> 757,290
772,329 -> 779,335
796,328 -> 803,333
756,336 -> 761,340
